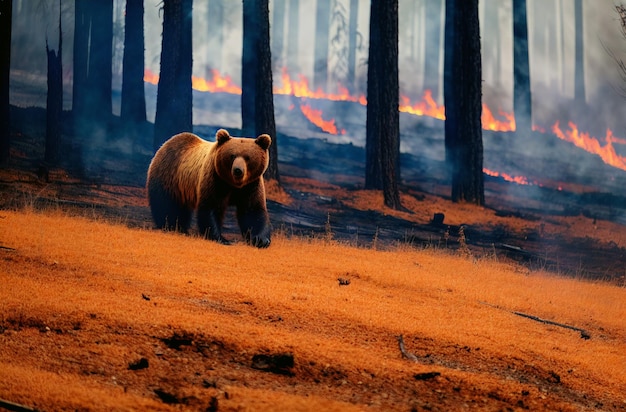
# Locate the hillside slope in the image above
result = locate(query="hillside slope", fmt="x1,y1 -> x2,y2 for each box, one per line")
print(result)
1,210 -> 625,411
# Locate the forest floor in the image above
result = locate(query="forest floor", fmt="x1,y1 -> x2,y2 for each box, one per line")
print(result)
1,106 -> 626,410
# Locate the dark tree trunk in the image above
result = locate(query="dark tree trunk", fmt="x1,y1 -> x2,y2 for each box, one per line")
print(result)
72,0 -> 89,128
365,0 -> 401,209
444,0 -> 484,205
153,0 -> 193,151
271,0 -> 286,70
286,0 -> 299,76
207,0 -> 224,73
87,0 -> 113,128
121,0 -> 147,128
423,0 -> 442,98
45,5 -> 63,164
346,0 -> 359,94
243,0 -> 279,182
574,0 -> 585,102
314,0 -> 331,91
513,0 -> 531,133
0,0 -> 12,163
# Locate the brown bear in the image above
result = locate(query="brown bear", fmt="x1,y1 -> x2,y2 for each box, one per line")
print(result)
146,129 -> 272,248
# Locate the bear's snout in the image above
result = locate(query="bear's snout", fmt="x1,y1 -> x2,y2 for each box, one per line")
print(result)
232,157 -> 247,181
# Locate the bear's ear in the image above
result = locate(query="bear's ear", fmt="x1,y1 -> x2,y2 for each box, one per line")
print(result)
216,129 -> 231,145
255,134 -> 271,151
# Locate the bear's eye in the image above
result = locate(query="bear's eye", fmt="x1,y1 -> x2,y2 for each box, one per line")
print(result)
230,154 -> 236,161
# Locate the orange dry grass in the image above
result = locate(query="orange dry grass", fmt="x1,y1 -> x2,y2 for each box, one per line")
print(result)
1,209 -> 625,411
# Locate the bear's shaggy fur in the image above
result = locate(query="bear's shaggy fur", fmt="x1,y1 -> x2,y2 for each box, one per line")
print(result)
146,129 -> 272,247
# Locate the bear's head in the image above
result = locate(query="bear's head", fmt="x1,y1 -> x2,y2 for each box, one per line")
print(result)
214,129 -> 272,188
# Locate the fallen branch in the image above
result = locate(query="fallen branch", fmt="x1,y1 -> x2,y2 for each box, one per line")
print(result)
512,311 -> 591,340
479,301 -> 591,339
0,398 -> 37,412
396,335 -> 418,362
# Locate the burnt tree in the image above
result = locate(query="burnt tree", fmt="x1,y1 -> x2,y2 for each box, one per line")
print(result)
72,0 -> 89,126
286,0 -> 300,76
443,0 -> 484,205
87,1 -> 113,130
45,4 -> 63,164
574,0 -> 585,102
0,0 -> 12,163
271,0 -> 286,69
513,0 -> 531,133
346,0 -> 360,93
153,0 -> 193,151
365,0 -> 401,209
314,0 -> 331,91
242,0 -> 279,181
206,0 -> 224,73
423,0 -> 442,98
120,0 -> 147,128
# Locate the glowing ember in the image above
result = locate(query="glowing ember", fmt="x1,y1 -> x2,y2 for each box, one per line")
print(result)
298,104 -> 345,135
483,168 -> 531,185
551,121 -> 626,172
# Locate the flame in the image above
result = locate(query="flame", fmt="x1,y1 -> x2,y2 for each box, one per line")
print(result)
483,168 -> 531,185
192,70 -> 242,94
144,68 -> 626,175
143,69 -> 159,85
399,90 -> 445,120
144,69 -> 243,94
274,68 -> 366,104
551,121 -> 626,171
298,104 -> 345,135
481,105 -> 515,132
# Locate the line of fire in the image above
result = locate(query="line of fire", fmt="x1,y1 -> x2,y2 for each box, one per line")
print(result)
144,67 -> 626,184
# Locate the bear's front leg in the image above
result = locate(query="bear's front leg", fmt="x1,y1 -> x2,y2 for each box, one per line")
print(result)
197,206 -> 230,245
237,207 -> 271,248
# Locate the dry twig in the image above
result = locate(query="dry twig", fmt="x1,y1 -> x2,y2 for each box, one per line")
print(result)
479,301 -> 591,339
396,335 -> 419,362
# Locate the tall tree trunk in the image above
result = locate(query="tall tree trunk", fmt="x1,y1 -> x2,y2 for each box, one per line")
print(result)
272,0 -> 286,70
0,0 -> 12,163
72,0 -> 89,130
121,0 -> 147,128
45,4 -> 63,164
365,0 -> 401,210
444,0 -> 484,205
87,0 -> 113,129
574,0 -> 585,102
314,0 -> 331,91
153,0 -> 193,151
286,0 -> 299,76
423,0 -> 442,99
243,0 -> 279,182
346,0 -> 359,94
207,0 -> 224,73
513,0 -> 531,133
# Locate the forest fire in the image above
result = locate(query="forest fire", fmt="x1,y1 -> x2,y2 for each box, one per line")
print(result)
298,104 -> 346,135
192,69 -> 242,94
399,90 -> 445,120
483,168 -> 532,185
144,68 -> 626,175
482,105 -> 515,132
551,121 -> 626,172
